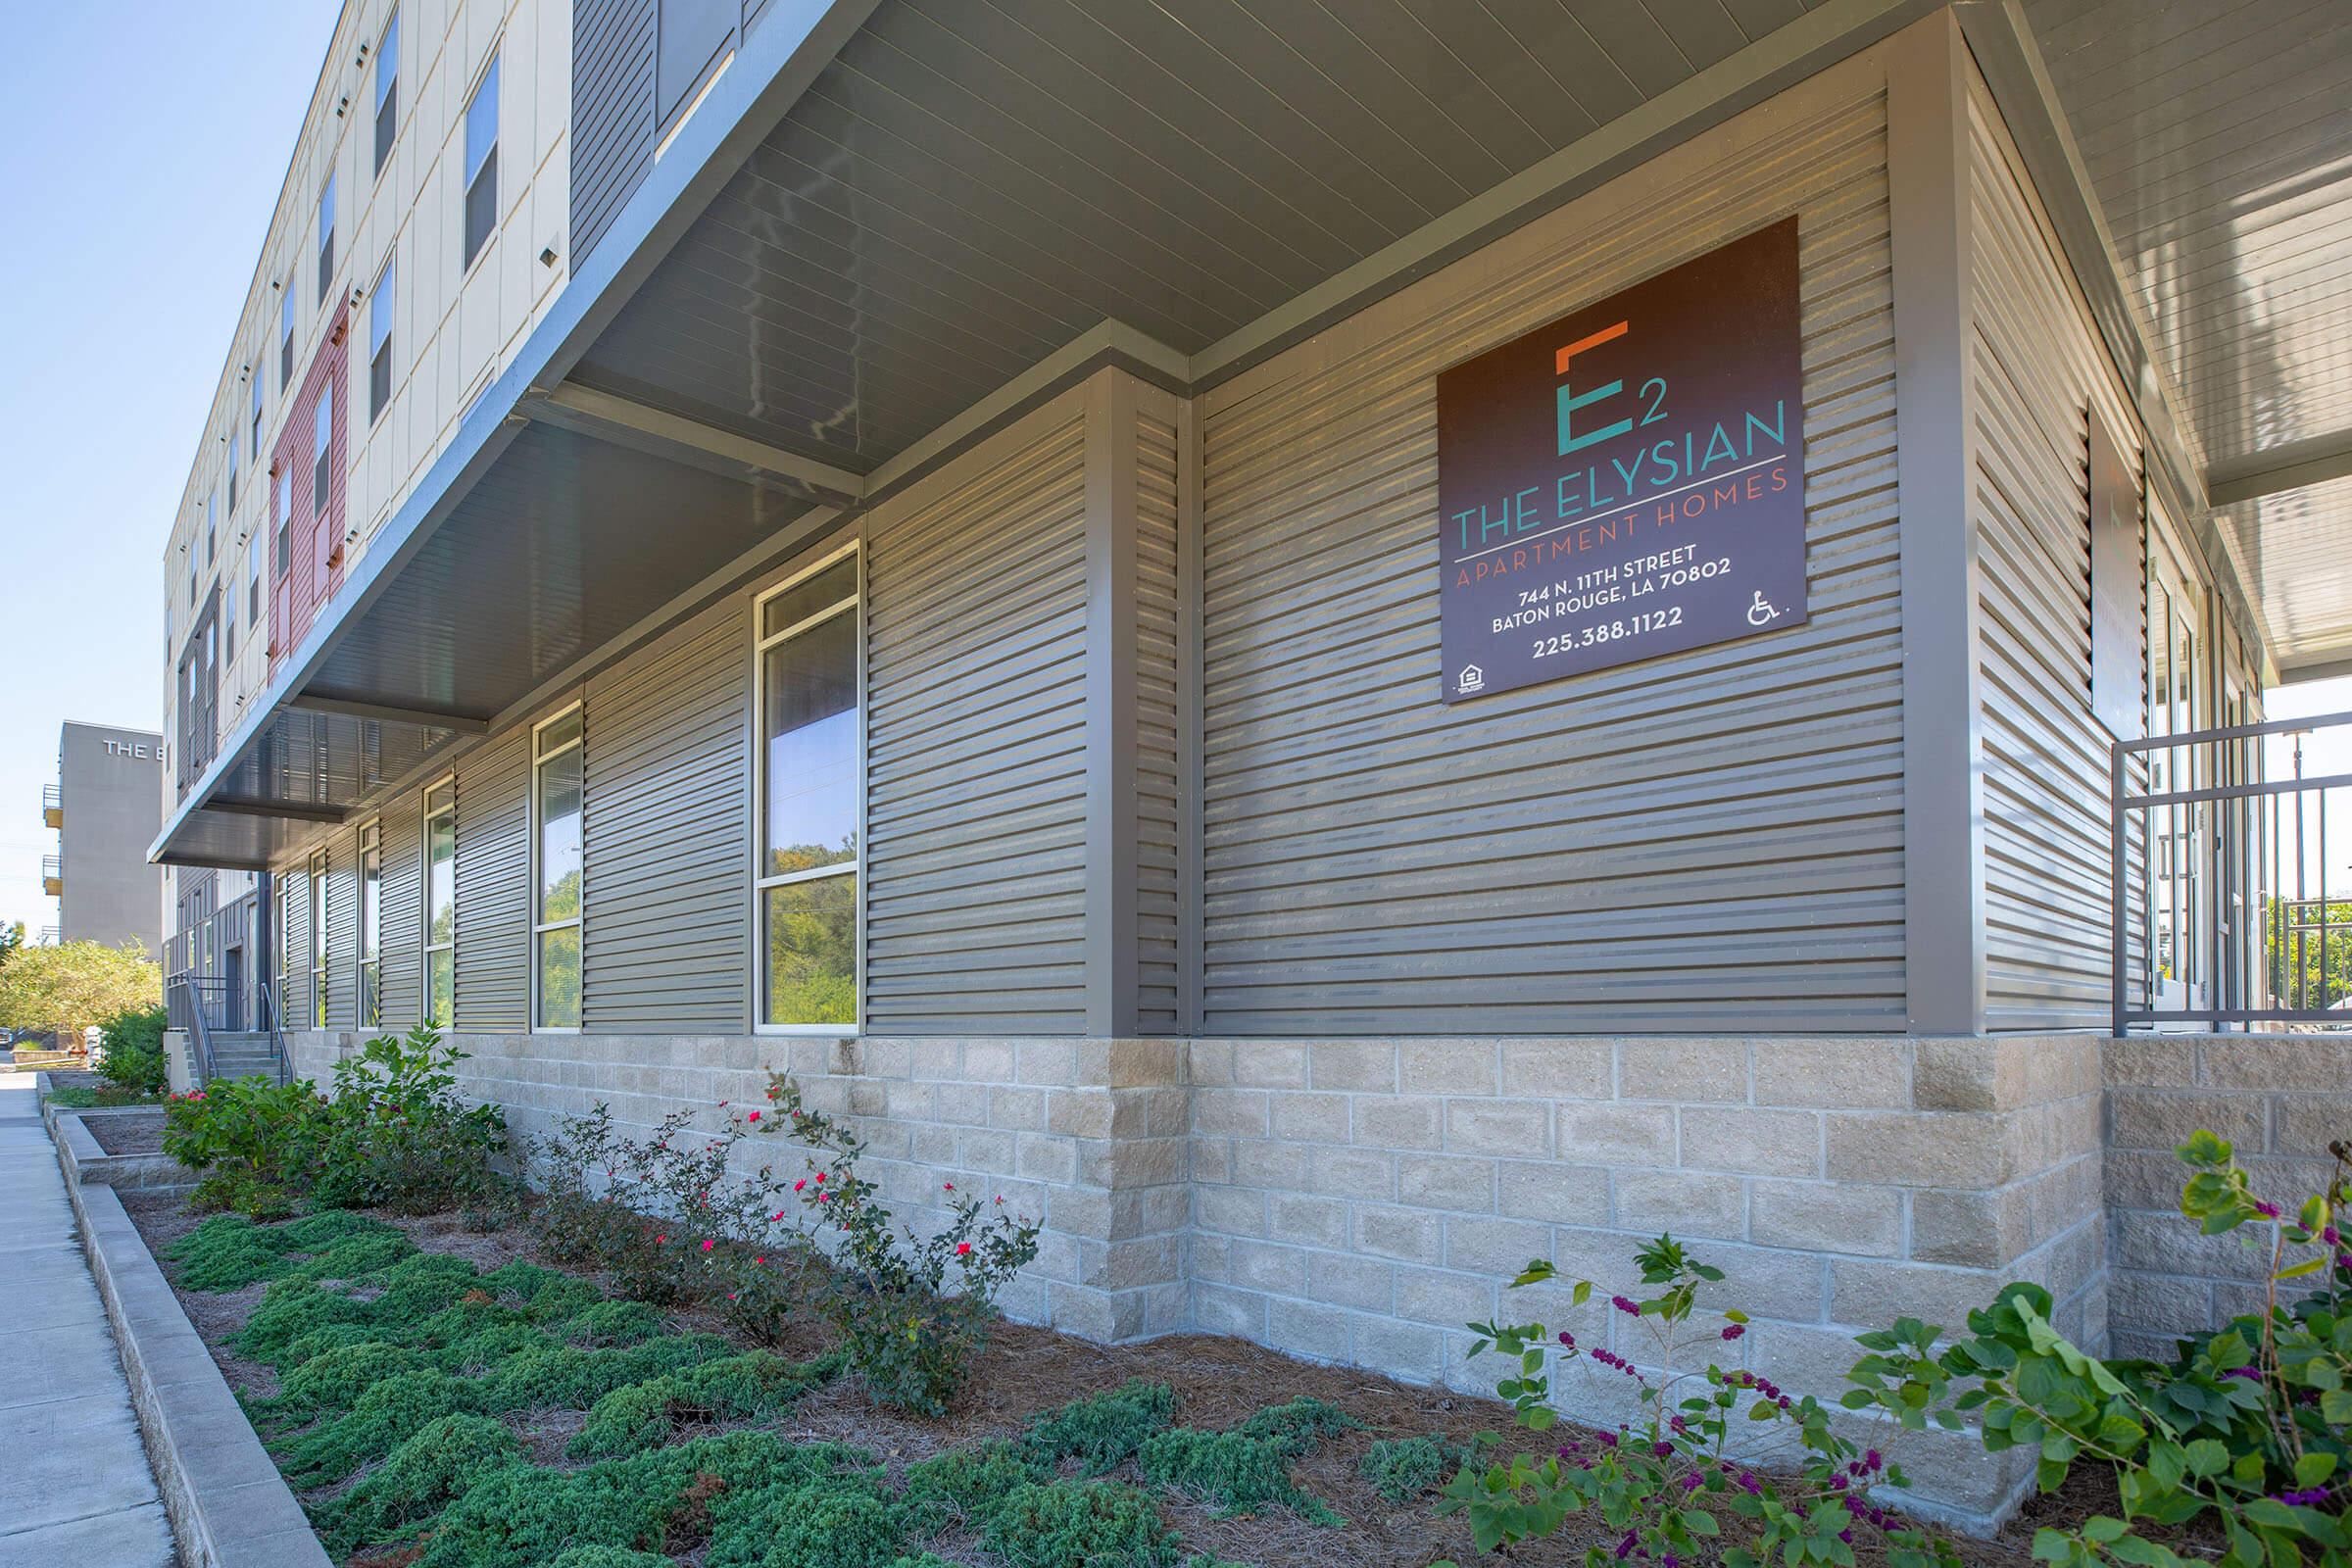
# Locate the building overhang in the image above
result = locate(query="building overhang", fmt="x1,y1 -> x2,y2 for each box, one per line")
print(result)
157,0 -> 2352,866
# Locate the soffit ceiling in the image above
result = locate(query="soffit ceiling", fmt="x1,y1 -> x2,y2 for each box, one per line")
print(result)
2027,0 -> 2352,673
569,0 -> 1835,473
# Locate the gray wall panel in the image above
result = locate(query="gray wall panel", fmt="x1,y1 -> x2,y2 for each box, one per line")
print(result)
1197,87 -> 1906,1034
324,833 -> 360,1031
381,804 -> 423,1029
276,869 -> 307,1024
583,596 -> 752,1032
1968,90 -> 2144,1031
864,399 -> 1091,1034
1135,404 -> 1182,1031
571,0 -> 657,270
455,727 -> 531,1032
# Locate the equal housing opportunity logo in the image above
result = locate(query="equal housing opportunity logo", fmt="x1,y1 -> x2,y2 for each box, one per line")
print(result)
1435,218 -> 1810,703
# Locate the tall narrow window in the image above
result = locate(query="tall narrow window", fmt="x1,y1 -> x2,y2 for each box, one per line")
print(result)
280,290 -> 295,391
227,428 -> 239,513
276,871 -> 294,1025
422,779 -> 456,1025
252,376 -> 265,458
369,256 -> 395,422
462,55 -> 499,268
223,564 -> 236,662
205,490 -> 218,565
249,533 -> 264,622
358,820 -> 382,1027
318,173 -> 337,303
532,709 -> 583,1029
373,11 -> 400,176
314,387 -> 334,516
273,470 -> 291,580
753,548 -> 858,1027
308,849 -> 328,1028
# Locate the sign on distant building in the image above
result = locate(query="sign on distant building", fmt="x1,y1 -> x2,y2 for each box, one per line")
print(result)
1436,218 -> 1809,702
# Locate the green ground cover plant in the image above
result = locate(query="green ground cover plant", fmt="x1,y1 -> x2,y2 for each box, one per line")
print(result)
163,1208 -> 1348,1567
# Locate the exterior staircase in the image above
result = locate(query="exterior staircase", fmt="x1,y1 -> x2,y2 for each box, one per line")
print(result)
203,1032 -> 282,1084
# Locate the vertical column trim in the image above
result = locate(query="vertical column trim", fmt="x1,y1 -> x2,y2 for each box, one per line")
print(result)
1887,11 -> 1986,1035
1085,368 -> 1142,1037
1176,395 -> 1204,1039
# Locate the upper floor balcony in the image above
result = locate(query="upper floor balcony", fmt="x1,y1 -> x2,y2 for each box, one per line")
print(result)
41,854 -> 62,898
41,783 -> 60,828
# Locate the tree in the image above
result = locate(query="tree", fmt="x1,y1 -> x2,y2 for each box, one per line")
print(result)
0,941 -> 162,1047
0,921 -> 23,966
2266,897 -> 2352,1012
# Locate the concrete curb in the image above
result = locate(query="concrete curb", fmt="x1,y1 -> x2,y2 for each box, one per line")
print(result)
47,1105 -> 195,1193
55,1149 -> 329,1567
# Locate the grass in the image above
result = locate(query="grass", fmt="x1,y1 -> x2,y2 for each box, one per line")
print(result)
45,1083 -> 162,1107
165,1211 -> 1360,1566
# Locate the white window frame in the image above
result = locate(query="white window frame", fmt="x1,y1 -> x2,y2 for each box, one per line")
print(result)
529,705 -> 584,1032
357,819 -> 382,1029
422,776 -> 456,1027
307,848 -> 328,1028
372,9 -> 400,178
750,539 -> 862,1035
368,252 -> 396,424
317,172 -> 337,304
461,50 -> 501,272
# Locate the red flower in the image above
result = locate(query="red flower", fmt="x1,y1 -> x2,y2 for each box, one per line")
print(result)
701,1239 -> 714,1252
956,1242 -> 972,1256
944,1182 -> 955,1192
793,1180 -> 807,1193
815,1172 -> 827,1183
655,1234 -> 667,1244
747,1111 -> 760,1122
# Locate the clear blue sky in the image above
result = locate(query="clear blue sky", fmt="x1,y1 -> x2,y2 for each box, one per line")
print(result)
0,4 -> 337,936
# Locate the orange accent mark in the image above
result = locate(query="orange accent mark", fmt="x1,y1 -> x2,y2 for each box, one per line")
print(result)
1555,319 -> 1629,375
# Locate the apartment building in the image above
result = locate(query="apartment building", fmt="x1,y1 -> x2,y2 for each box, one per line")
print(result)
154,0 -> 2352,1526
43,723 -> 164,959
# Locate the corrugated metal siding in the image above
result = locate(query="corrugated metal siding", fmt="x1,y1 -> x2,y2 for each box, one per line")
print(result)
380,804 -> 423,1028
864,399 -> 1091,1033
584,597 -> 752,1031
1197,88 -> 1906,1034
1135,404 -> 1182,1032
455,727 -> 530,1031
1969,88 -> 2141,1031
324,834 -> 360,1030
277,869 -> 308,1019
570,0 -> 657,270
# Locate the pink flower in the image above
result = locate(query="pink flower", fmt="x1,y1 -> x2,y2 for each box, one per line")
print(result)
956,1242 -> 972,1256
815,1172 -> 826,1184
718,1101 -> 729,1108
793,1180 -> 807,1193
747,1111 -> 760,1122
655,1234 -> 667,1244
944,1182 -> 955,1192
701,1239 -> 714,1252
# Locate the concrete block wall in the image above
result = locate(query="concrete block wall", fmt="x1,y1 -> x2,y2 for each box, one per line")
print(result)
2104,1037 -> 2347,1359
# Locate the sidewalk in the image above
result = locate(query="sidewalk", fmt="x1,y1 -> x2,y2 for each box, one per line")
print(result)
0,1076 -> 176,1566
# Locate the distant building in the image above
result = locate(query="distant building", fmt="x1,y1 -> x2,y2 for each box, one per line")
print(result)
48,723 -> 164,959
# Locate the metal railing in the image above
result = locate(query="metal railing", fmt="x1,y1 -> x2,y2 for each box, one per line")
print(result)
255,979 -> 293,1087
39,854 -> 61,890
165,972 -> 220,1084
40,783 -> 61,826
2112,708 -> 2352,1032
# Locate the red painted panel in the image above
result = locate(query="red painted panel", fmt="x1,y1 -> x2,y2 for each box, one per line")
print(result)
268,304 -> 350,681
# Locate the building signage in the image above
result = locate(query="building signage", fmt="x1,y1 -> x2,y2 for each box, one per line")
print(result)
1436,219 -> 1808,702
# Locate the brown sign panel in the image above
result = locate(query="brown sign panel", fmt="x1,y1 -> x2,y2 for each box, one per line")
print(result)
1436,219 -> 1808,702
2088,413 -> 2145,742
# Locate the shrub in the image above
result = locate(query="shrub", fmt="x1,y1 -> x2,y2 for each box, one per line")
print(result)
314,1412 -> 523,1554
1436,1235 -> 1953,1568
94,1004 -> 169,1096
902,1439 -> 1053,1520
982,1480 -> 1182,1568
1138,1397 -> 1357,1526
314,1027 -> 508,1214
164,1078 -> 330,1216
1844,1131 -> 2352,1568
1023,1379 -> 1179,1474
705,1477 -> 905,1568
760,1074 -> 1041,1414
1359,1433 -> 1493,1503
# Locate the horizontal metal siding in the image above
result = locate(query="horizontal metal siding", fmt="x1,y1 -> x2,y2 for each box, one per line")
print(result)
570,0 -> 657,270
1198,90 -> 1905,1035
455,727 -> 530,1032
1136,405 -> 1183,1031
864,401 -> 1090,1033
583,597 -> 752,1031
380,805 -> 423,1029
1969,92 -> 2137,1031
276,869 -> 307,1014
324,834 -> 359,1031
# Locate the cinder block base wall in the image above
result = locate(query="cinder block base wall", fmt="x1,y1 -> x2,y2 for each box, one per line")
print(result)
2104,1037 -> 2345,1359
279,1028 -> 2156,1524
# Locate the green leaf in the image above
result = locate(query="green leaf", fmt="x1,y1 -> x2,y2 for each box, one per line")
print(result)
1683,1510 -> 1722,1537
2184,1439 -> 2229,1478
2294,1452 -> 2338,1488
2275,1257 -> 2327,1281
2082,1519 -> 2128,1544
2104,1532 -> 2183,1567
2322,1389 -> 2352,1424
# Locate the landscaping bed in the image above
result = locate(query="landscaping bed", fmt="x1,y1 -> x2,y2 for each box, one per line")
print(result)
86,1107 -> 167,1155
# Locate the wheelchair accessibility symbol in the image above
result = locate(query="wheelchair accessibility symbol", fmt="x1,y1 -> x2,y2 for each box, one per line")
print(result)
1745,591 -> 1784,628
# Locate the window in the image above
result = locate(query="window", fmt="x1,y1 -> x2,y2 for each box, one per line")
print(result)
273,470 -> 291,580
206,489 -> 218,566
227,428 -> 240,513
358,821 -> 382,1027
280,290 -> 295,392
223,565 -> 236,662
422,779 -> 456,1025
188,562 -> 196,607
368,256 -> 395,422
462,55 -> 499,268
532,709 -> 583,1029
318,173 -> 336,303
308,849 -> 328,1028
373,11 -> 399,176
249,534 -> 264,623
752,547 -> 858,1027
276,871 -> 294,1023
252,376 -> 265,459
314,387 -> 334,515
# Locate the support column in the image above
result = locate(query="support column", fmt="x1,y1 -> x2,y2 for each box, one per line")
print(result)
1887,11 -> 1987,1035
1083,368 -> 1143,1039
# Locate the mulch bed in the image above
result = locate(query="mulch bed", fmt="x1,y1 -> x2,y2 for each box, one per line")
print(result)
84,1109 -> 168,1155
116,1187 -> 2084,1568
